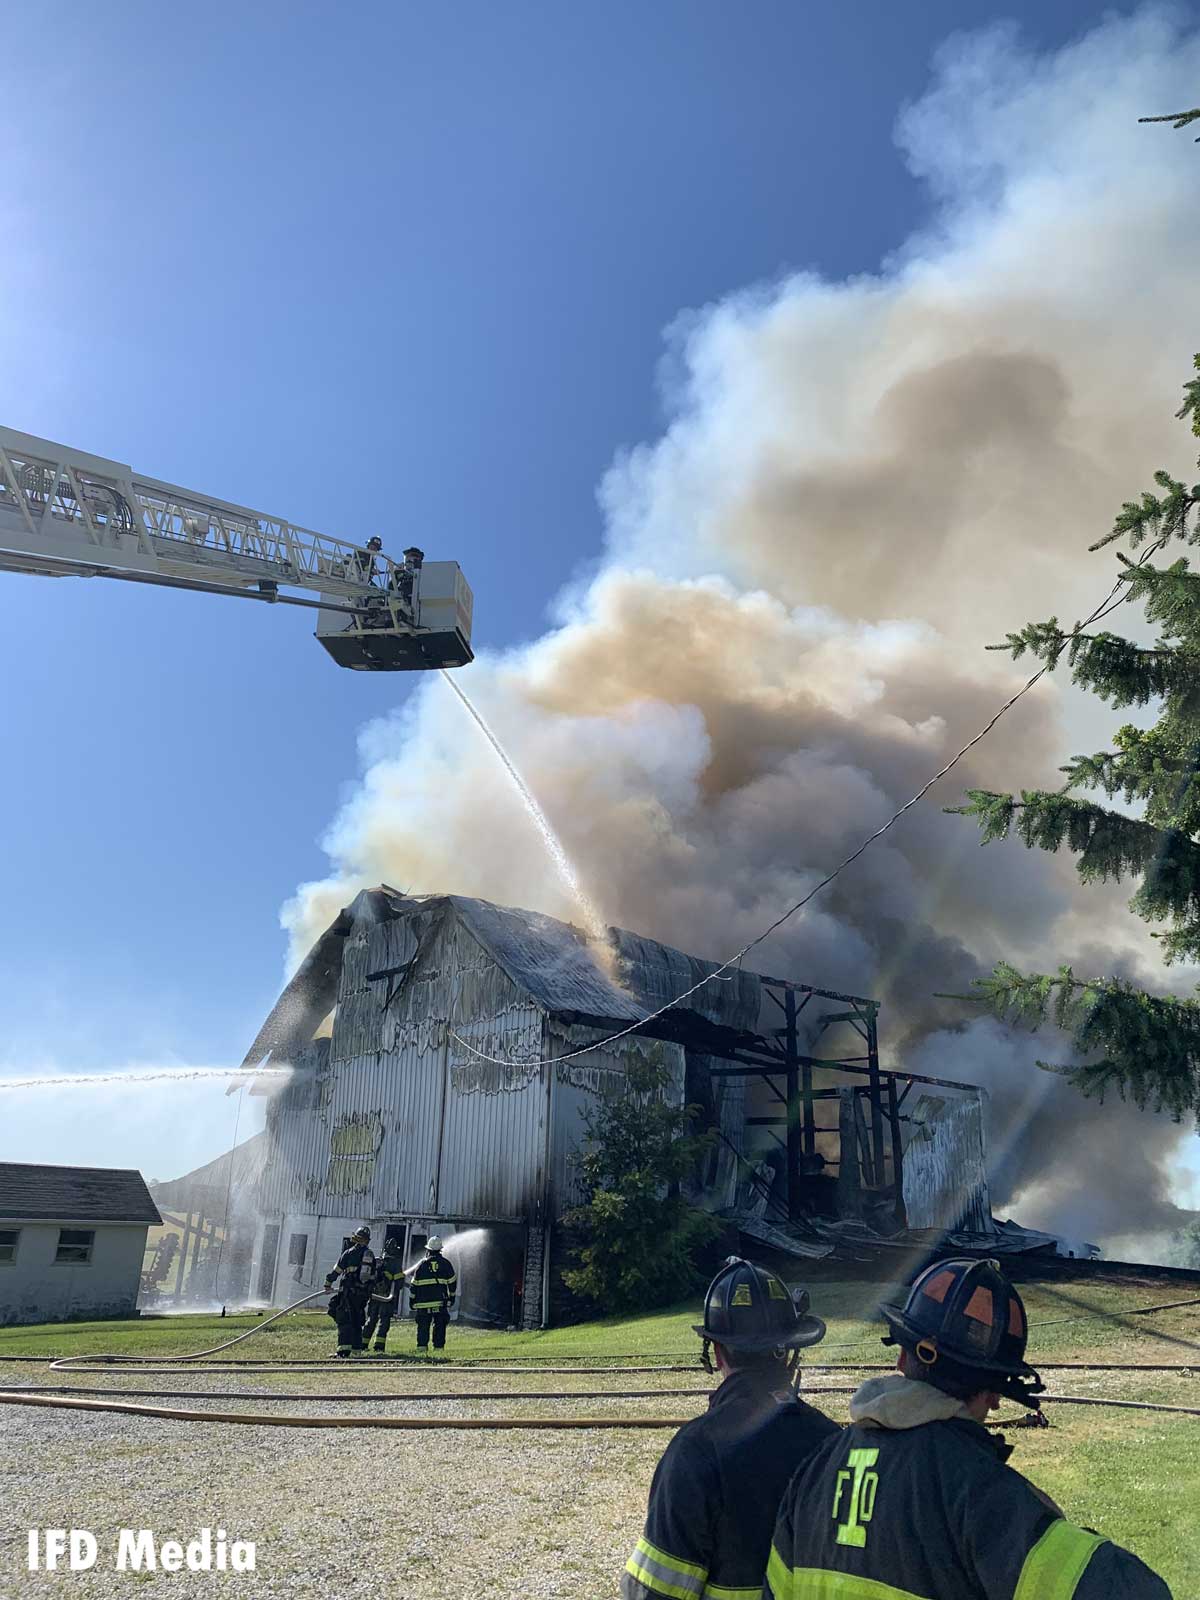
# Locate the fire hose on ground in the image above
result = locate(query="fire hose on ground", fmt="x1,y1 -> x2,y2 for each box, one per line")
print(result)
0,1385 -> 1197,1428
0,1289 -> 1194,1429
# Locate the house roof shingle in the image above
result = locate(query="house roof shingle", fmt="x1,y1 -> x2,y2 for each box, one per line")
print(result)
0,1162 -> 162,1225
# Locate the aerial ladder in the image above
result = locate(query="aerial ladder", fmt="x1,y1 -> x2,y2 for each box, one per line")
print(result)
0,426 -> 473,672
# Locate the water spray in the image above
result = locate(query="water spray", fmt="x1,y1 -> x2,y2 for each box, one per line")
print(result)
440,671 -> 613,957
0,1066 -> 292,1092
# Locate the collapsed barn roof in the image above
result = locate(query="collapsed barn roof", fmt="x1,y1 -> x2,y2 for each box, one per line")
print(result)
242,886 -> 763,1067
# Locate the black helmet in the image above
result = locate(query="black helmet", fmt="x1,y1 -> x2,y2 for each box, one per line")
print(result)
694,1256 -> 826,1354
383,1236 -> 402,1255
366,536 -> 382,552
882,1256 -> 1044,1408
352,1225 -> 371,1243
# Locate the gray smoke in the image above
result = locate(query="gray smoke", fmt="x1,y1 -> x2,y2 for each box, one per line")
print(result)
285,11 -> 1200,1250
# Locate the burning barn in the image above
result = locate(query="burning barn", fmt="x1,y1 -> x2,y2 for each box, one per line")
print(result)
243,887 -> 996,1326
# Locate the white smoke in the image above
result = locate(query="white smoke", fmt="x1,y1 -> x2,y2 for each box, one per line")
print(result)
284,10 -> 1200,1249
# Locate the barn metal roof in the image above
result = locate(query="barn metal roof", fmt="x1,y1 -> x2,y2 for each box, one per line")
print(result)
243,887 -> 763,1066
447,894 -> 761,1034
0,1162 -> 162,1224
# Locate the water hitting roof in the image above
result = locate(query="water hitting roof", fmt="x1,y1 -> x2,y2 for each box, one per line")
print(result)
243,887 -> 763,1065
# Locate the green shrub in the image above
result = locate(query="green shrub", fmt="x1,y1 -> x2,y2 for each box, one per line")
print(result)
561,1051 -> 720,1313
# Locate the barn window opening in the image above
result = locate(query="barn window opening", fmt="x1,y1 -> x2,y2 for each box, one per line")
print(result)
0,1228 -> 19,1263
55,1228 -> 95,1264
287,1232 -> 308,1266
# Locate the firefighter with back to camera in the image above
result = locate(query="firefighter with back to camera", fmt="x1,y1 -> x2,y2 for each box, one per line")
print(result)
324,1225 -> 375,1358
622,1256 -> 838,1600
409,1235 -> 457,1354
362,1234 -> 405,1354
764,1256 -> 1172,1599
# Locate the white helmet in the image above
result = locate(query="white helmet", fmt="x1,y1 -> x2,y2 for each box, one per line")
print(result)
426,1235 -> 444,1253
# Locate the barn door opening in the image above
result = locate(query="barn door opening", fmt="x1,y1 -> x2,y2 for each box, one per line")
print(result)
256,1223 -> 281,1302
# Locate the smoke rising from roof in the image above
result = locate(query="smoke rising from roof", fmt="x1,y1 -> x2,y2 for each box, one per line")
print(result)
285,11 -> 1200,1249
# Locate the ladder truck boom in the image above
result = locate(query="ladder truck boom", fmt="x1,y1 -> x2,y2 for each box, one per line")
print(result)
0,426 -> 473,672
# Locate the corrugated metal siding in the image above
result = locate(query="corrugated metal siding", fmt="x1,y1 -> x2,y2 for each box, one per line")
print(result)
254,1038 -> 333,1216
902,1093 -> 992,1232
255,908 -> 548,1227
438,1000 -> 547,1223
252,891 -> 751,1273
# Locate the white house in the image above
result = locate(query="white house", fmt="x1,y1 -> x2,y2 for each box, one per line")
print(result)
0,1162 -> 162,1326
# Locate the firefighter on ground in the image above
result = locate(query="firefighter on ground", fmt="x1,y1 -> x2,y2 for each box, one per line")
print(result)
408,1235 -> 457,1353
362,1235 -> 405,1354
765,1256 -> 1171,1600
324,1225 -> 376,1357
622,1256 -> 838,1600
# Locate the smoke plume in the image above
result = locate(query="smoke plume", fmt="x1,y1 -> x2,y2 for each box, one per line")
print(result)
285,11 -> 1200,1249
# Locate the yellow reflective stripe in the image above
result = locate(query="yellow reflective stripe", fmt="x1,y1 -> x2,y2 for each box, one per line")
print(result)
1014,1522 -> 1106,1600
764,1558 -> 927,1600
625,1536 -> 707,1599
635,1536 -> 706,1579
764,1548 -> 793,1600
625,1561 -> 700,1600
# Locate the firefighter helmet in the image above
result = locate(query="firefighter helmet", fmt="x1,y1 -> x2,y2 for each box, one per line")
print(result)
882,1256 -> 1044,1407
382,1235 -> 403,1255
366,536 -> 382,552
426,1235 -> 444,1253
351,1226 -> 371,1243
693,1256 -> 826,1354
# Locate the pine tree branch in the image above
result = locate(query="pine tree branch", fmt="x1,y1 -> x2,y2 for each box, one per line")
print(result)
961,961 -> 1200,1119
1179,354 -> 1200,438
950,358 -> 1200,1117
1060,741 -> 1199,797
949,790 -> 1200,927
986,621 -> 1200,708
1139,107 -> 1200,140
1091,472 -> 1197,551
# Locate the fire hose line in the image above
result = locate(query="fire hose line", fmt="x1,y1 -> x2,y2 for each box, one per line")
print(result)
20,1290 -> 1196,1367
44,1361 -> 703,1375
34,1357 -> 1198,1376
0,1389 -> 1196,1429
11,1289 -> 1195,1383
18,1361 -> 1198,1385
45,1290 -> 331,1370
3,1371 -> 1196,1404
2,1385 -> 725,1402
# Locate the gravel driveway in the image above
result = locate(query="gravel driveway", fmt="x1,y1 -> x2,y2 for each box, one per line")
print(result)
0,1365 -> 722,1599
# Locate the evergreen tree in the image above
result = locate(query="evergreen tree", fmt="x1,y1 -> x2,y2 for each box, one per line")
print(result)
561,1051 -> 719,1314
951,358 -> 1200,1120
1139,107 -> 1200,139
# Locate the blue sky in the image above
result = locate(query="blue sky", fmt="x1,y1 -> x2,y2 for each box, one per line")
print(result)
0,0 -> 1185,1177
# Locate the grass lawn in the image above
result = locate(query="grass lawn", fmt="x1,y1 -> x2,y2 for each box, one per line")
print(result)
1,1273 -> 1196,1595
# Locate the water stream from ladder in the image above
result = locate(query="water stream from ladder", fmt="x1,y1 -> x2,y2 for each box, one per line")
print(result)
440,671 -> 612,955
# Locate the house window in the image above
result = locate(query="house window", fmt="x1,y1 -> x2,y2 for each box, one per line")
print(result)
55,1228 -> 95,1264
287,1232 -> 308,1267
0,1228 -> 19,1263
